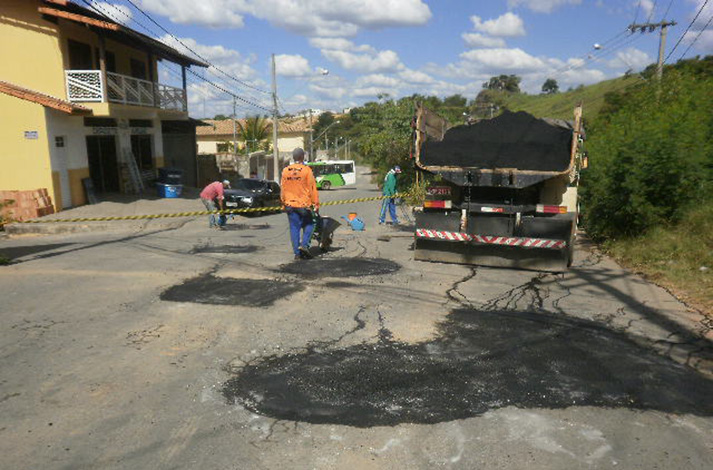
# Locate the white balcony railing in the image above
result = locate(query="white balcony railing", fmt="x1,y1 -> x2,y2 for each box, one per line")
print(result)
65,70 -> 187,112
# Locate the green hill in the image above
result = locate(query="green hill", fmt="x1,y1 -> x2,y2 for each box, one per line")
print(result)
476,75 -> 642,121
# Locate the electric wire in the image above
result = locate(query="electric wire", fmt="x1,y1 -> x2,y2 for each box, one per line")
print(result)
647,0 -> 659,23
663,0 -> 674,19
679,12 -> 713,58
633,0 -> 642,24
665,0 -> 710,62
122,0 -> 271,96
78,0 -> 273,113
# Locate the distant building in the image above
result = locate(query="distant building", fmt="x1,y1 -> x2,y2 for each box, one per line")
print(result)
196,117 -> 312,180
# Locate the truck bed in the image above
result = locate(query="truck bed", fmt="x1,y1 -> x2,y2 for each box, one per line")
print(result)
418,111 -> 574,173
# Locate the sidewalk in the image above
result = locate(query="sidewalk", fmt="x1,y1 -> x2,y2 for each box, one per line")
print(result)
5,187 -> 207,235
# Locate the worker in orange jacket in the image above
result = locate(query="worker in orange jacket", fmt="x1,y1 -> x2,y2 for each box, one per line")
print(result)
281,148 -> 320,259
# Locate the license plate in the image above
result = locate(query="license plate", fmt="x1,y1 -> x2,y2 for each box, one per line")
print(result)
226,202 -> 238,207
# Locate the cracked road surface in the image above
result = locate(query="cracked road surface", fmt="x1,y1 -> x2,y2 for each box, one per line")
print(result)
1,169 -> 712,469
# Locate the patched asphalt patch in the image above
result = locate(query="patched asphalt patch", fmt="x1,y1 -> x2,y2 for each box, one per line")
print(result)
280,257 -> 401,278
222,308 -> 713,427
160,274 -> 303,307
191,245 -> 261,254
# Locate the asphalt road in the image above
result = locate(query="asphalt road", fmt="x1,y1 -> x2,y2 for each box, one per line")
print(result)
1,168 -> 712,469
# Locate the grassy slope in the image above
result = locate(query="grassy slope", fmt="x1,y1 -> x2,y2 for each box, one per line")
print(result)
603,204 -> 713,313
485,75 -> 641,120
492,77 -> 711,314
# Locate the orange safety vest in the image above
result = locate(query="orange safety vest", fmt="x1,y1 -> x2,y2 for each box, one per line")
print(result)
280,163 -> 319,208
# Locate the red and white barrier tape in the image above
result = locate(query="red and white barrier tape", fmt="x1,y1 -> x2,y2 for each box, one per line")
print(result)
415,229 -> 566,249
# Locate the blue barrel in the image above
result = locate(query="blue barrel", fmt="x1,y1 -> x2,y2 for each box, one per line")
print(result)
156,183 -> 183,198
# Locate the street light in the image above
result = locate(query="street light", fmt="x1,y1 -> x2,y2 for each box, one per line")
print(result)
310,120 -> 340,161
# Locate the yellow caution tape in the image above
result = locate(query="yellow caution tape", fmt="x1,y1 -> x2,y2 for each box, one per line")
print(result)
19,193 -> 409,224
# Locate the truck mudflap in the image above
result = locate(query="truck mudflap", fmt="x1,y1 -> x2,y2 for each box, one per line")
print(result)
415,229 -> 567,249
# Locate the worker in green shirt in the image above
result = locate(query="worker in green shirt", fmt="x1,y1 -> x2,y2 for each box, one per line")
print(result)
379,165 -> 401,225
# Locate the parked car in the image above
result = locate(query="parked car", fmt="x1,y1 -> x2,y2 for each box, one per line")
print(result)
224,178 -> 281,215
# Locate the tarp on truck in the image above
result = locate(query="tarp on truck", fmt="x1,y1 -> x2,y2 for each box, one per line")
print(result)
419,111 -> 574,172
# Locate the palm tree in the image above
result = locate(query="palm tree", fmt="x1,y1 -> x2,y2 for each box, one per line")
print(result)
237,116 -> 270,153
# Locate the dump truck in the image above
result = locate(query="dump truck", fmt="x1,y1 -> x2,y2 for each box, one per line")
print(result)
412,104 -> 585,271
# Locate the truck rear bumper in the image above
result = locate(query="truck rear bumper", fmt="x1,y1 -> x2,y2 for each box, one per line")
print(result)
415,229 -> 566,249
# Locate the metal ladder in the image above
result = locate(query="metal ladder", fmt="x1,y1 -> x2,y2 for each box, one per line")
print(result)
122,148 -> 144,194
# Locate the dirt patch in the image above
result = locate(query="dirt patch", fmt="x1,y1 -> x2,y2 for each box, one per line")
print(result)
280,258 -> 401,278
160,274 -> 304,307
223,308 -> 713,427
191,245 -> 261,255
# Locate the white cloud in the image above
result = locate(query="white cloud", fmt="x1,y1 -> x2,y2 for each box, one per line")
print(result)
91,1 -> 133,25
356,74 -> 402,88
507,0 -> 582,13
470,12 -> 526,37
137,0 -> 247,28
638,0 -> 655,19
309,38 -> 375,53
462,33 -> 507,48
460,48 -> 546,72
397,68 -> 435,84
310,84 -> 348,100
137,0 -> 431,36
275,54 -> 312,77
607,47 -> 652,70
321,49 -> 403,73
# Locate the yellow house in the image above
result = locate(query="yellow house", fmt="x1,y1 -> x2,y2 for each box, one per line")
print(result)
0,0 -> 207,210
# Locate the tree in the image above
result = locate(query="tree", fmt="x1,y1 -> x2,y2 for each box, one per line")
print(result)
482,75 -> 521,92
213,114 -> 229,120
541,78 -> 559,94
237,116 -> 270,153
443,94 -> 467,108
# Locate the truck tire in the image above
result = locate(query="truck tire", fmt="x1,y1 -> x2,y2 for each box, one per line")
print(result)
566,232 -> 575,267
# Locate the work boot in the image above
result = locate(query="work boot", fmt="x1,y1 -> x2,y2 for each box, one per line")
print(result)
294,254 -> 302,260
299,246 -> 313,259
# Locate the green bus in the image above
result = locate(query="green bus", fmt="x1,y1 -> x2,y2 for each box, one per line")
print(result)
307,160 -> 356,190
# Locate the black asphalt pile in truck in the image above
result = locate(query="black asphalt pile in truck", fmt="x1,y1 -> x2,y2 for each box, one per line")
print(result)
420,111 -> 573,172
413,105 -> 585,271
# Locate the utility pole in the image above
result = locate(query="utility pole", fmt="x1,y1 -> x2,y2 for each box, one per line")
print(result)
308,109 -> 314,162
628,20 -> 677,80
271,54 -> 279,182
232,97 -> 238,157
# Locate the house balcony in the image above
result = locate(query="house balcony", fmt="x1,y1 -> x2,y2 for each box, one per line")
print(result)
65,70 -> 187,112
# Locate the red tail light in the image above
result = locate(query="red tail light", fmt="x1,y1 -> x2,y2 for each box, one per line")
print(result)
536,205 -> 568,214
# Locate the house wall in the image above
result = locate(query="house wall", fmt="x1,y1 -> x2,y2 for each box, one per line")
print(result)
0,1 -> 66,99
0,1 -> 161,102
276,133 -> 307,153
44,111 -> 165,208
0,94 -> 55,197
197,139 -> 219,155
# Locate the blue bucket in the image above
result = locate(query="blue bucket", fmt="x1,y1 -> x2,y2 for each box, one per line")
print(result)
156,183 -> 183,198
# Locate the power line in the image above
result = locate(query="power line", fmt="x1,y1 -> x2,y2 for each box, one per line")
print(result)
679,13 -> 713,58
647,0 -> 659,23
663,0 -> 674,19
665,0 -> 710,62
78,0 -> 272,113
122,0 -> 271,95
633,0 -> 642,24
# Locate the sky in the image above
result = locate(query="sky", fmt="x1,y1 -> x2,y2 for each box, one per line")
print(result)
87,0 -> 713,118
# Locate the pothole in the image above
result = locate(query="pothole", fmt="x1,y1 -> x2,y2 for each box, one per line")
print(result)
160,274 -> 303,307
280,258 -> 401,278
191,245 -> 261,254
222,308 -> 713,427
